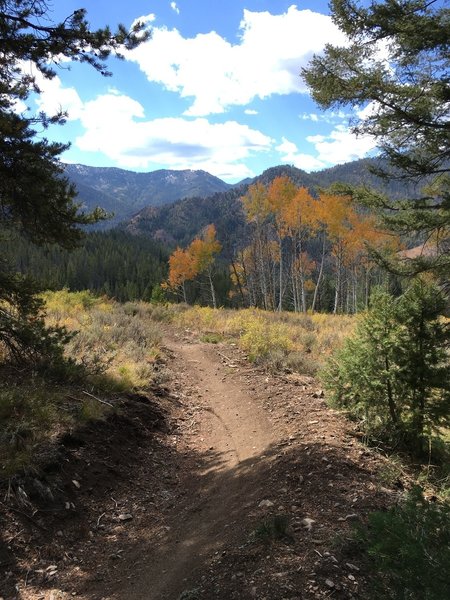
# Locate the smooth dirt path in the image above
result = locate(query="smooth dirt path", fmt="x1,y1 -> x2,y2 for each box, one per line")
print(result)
107,338 -> 275,600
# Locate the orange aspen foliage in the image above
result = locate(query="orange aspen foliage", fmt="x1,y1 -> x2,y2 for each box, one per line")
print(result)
315,192 -> 393,263
315,193 -> 354,241
167,247 -> 198,290
166,224 -> 221,305
267,176 -> 298,231
283,186 -> 318,235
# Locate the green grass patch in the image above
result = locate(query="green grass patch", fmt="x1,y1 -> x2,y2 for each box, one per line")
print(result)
200,332 -> 224,344
255,514 -> 290,542
0,378 -> 65,476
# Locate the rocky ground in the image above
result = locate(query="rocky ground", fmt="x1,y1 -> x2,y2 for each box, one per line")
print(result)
0,328 -> 401,600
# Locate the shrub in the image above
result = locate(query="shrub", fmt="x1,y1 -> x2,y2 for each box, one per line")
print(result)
200,332 -> 223,344
150,284 -> 166,304
0,276 -> 78,376
172,305 -> 355,374
42,291 -> 164,391
239,316 -> 293,363
42,288 -> 101,316
356,487 -> 450,600
0,381 -> 63,475
255,514 -> 290,542
323,280 -> 450,452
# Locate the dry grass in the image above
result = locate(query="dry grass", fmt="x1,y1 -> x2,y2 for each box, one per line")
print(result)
172,305 -> 355,375
43,290 -> 165,391
1,290 -> 167,476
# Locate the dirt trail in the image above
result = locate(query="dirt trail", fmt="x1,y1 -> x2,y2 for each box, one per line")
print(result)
179,341 -> 273,464
3,334 -> 393,600
107,338 -> 275,600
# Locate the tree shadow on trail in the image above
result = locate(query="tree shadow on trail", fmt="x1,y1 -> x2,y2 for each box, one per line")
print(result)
0,389 -> 391,600
0,392 -> 170,599
76,434 -> 388,600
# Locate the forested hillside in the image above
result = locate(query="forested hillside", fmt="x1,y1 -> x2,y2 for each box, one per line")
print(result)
125,160 -> 423,245
125,186 -> 247,248
247,158 -> 422,197
3,230 -> 168,301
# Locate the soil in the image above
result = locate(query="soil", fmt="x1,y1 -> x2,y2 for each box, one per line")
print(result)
0,328 -> 400,600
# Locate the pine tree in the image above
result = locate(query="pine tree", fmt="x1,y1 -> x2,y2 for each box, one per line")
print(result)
0,1 -> 149,363
324,280 -> 450,451
394,280 -> 450,448
302,0 -> 449,283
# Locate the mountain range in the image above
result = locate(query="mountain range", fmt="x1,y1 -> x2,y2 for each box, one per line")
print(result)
123,161 -> 423,247
65,164 -> 230,227
65,159 -> 422,243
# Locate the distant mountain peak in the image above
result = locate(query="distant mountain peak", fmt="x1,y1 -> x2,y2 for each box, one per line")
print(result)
64,164 -> 230,229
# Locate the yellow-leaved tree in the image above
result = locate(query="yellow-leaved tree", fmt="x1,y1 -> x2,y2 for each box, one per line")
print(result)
188,224 -> 222,308
267,176 -> 298,311
241,182 -> 272,310
165,247 -> 198,303
165,224 -> 221,307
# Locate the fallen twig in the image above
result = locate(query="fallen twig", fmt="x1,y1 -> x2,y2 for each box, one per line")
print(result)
67,394 -> 82,402
217,350 -> 233,364
82,390 -> 113,408
9,507 -> 47,532
7,528 -> 25,543
96,512 -> 106,527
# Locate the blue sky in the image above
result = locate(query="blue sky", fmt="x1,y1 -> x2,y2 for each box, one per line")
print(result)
29,1 -> 377,182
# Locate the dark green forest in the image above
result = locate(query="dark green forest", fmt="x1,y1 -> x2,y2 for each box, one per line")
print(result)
2,230 -> 169,302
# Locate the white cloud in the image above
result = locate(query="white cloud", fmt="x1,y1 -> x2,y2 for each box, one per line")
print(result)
276,137 -> 326,171
170,2 -> 180,14
306,124 -> 376,165
33,71 -> 83,120
17,61 -> 82,120
277,122 -> 376,172
74,92 -> 272,180
299,110 -> 349,124
12,98 -> 28,114
356,100 -> 380,121
125,5 -> 347,115
31,67 -> 272,180
245,109 -> 258,115
131,13 -> 155,28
